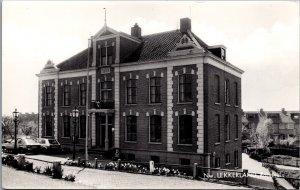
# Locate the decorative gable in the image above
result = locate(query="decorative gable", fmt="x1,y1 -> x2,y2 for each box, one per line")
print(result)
168,34 -> 204,57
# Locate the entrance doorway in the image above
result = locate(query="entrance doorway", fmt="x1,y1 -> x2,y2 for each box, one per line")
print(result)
96,113 -> 114,148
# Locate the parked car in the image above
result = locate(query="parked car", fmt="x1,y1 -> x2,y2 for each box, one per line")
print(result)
37,138 -> 62,154
2,137 -> 41,154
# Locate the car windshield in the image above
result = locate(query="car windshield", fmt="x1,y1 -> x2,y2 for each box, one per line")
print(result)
48,139 -> 59,144
24,138 -> 37,144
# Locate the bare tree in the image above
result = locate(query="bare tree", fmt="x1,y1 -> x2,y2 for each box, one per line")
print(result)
2,115 -> 15,140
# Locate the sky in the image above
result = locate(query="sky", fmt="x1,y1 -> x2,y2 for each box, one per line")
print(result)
2,1 -> 299,115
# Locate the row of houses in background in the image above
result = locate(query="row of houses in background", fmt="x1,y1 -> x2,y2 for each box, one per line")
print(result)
242,108 -> 300,145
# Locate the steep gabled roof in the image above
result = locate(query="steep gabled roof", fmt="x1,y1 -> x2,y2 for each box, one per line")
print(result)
56,49 -> 90,71
124,30 -> 209,63
55,29 -> 210,71
123,30 -> 183,63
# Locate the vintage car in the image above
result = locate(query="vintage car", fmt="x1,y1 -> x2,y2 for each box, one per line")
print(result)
2,137 -> 41,154
37,138 -> 62,154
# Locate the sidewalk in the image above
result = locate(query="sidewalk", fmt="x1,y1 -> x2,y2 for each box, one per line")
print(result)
24,155 -> 250,189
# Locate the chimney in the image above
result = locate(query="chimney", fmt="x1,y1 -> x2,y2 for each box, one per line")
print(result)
281,108 -> 287,115
180,17 -> 191,33
131,23 -> 141,38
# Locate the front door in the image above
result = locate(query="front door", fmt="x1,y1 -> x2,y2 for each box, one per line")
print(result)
96,113 -> 114,148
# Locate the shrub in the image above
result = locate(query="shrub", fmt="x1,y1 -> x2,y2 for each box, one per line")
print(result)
43,165 -> 52,176
105,162 -> 117,170
34,166 -> 41,174
64,174 -> 76,182
24,161 -> 33,172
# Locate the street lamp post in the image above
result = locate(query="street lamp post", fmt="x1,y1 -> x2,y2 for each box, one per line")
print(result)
12,108 -> 20,154
71,107 -> 79,160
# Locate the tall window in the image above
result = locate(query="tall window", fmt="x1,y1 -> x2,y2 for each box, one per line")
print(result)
179,115 -> 193,144
214,75 -> 220,103
126,116 -> 137,141
225,115 -> 230,140
225,80 -> 230,105
127,79 -> 137,104
63,85 -> 71,106
216,114 -> 221,142
79,83 -> 86,106
45,86 -> 52,106
79,115 -> 86,138
101,46 -> 113,66
101,81 -> 113,102
235,115 -> 239,139
234,151 -> 238,167
63,115 -> 71,137
226,153 -> 230,164
215,157 -> 220,168
149,115 -> 162,143
45,115 -> 52,136
150,77 -> 161,103
234,82 -> 239,106
179,74 -> 192,102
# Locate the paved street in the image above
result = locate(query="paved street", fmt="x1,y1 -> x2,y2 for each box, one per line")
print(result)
2,166 -> 93,189
3,154 -> 250,189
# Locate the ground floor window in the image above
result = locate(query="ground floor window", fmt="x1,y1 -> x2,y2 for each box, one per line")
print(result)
63,115 -> 71,137
179,115 -> 193,144
225,153 -> 230,165
79,115 -> 86,138
215,157 -> 220,168
126,116 -> 137,141
234,151 -> 238,167
45,115 -> 52,137
149,115 -> 162,143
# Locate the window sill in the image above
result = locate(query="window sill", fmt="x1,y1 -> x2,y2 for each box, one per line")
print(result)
225,163 -> 231,166
234,167 -> 239,170
125,104 -> 138,106
78,105 -> 86,107
124,141 -> 137,144
214,142 -> 221,146
148,103 -> 162,105
148,142 -> 162,145
225,104 -> 231,107
225,140 -> 231,143
234,105 -> 239,108
234,138 -> 238,141
78,138 -> 87,140
214,167 -> 221,169
61,106 -> 71,108
177,102 -> 193,105
215,103 -> 221,106
177,144 -> 193,146
44,136 -> 53,138
61,137 -> 71,139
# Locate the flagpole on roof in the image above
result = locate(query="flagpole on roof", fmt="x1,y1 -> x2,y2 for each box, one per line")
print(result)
85,36 -> 92,166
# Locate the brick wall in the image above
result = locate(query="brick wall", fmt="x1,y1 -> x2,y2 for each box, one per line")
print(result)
172,64 -> 198,153
119,68 -> 167,151
204,63 -> 242,169
41,79 -> 55,138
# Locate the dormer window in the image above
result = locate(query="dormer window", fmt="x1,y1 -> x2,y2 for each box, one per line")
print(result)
101,46 -> 113,66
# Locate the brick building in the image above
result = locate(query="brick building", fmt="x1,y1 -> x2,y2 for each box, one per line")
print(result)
36,18 -> 244,169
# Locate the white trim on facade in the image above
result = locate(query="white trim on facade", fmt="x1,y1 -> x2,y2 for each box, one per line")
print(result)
115,54 -> 243,78
196,62 -> 204,153
114,67 -> 120,148
54,77 -> 58,139
167,65 -> 174,152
